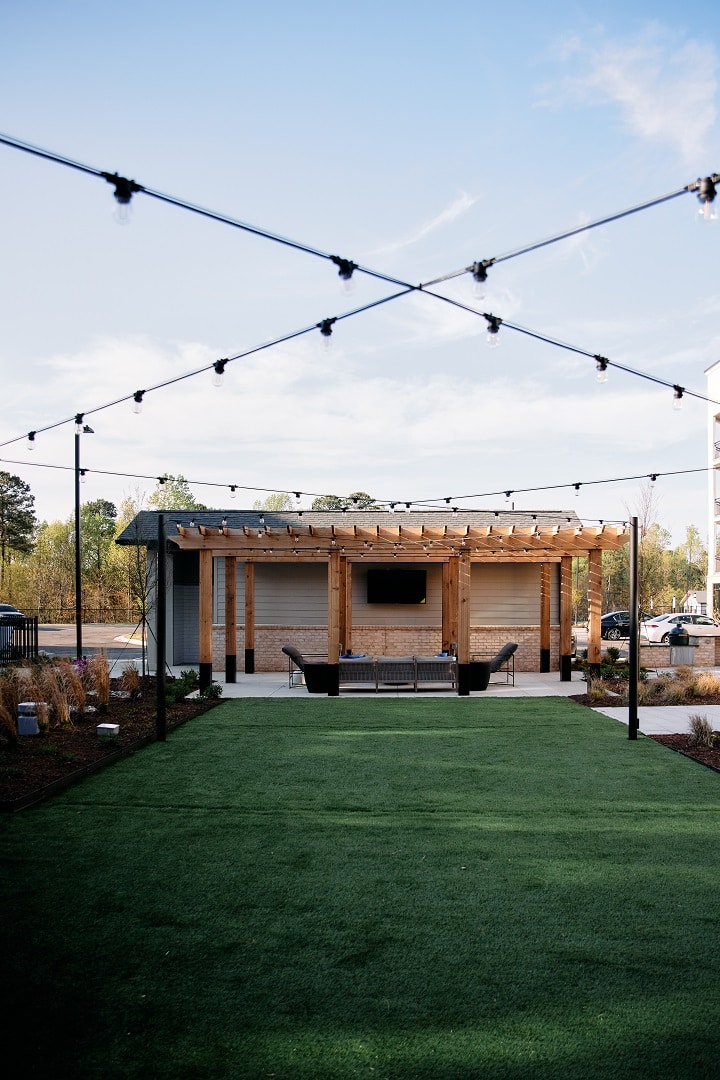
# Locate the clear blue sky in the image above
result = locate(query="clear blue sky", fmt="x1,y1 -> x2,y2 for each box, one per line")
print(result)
1,1 -> 718,543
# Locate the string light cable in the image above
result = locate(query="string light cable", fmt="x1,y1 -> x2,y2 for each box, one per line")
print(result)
423,175 -> 720,288
1,131 -> 717,296
0,452 -> 708,520
0,287 -> 415,451
0,132 -> 410,292
1,294 -> 716,453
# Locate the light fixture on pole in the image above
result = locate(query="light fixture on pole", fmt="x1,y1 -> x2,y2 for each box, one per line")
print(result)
75,418 -> 94,661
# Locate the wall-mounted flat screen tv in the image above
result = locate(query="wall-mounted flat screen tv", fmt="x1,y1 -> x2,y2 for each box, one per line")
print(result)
366,568 -> 427,604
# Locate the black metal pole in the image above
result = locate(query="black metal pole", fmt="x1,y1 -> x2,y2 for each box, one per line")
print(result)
156,514 -> 167,742
74,431 -> 82,661
628,516 -> 639,740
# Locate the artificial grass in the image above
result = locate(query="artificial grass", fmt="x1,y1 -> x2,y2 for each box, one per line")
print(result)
2,697 -> 720,1079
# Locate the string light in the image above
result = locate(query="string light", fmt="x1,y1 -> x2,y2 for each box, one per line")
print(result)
330,256 -> 357,291
132,391 -> 144,414
595,356 -> 609,383
229,485 -> 237,499
318,317 -> 335,345
27,431 -> 35,450
212,359 -> 228,387
485,314 -> 502,346
673,385 -> 684,410
101,171 -> 144,224
695,176 -> 718,221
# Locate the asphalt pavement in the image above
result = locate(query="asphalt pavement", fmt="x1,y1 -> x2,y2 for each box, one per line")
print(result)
38,624 -> 145,663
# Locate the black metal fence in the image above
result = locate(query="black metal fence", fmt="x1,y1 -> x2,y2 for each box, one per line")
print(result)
0,617 -> 39,666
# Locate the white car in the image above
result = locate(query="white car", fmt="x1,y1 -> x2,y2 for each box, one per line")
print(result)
642,613 -> 720,643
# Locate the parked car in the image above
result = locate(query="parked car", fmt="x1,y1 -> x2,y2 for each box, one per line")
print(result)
600,610 -> 653,639
642,613 -> 720,643
0,603 -> 25,624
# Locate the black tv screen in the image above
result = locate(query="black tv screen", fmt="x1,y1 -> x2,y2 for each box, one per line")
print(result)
367,568 -> 426,605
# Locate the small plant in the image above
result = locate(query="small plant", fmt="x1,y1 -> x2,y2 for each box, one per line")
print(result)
179,670 -> 200,690
604,646 -> 621,664
40,664 -> 72,729
164,669 -> 202,704
689,713 -> 716,748
60,660 -> 86,717
200,682 -> 223,700
120,662 -> 141,699
89,652 -> 111,713
0,701 -> 17,746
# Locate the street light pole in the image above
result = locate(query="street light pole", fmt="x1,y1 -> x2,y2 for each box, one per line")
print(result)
74,419 -> 94,661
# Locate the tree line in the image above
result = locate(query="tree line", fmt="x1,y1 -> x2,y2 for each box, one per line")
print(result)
0,472 -> 709,623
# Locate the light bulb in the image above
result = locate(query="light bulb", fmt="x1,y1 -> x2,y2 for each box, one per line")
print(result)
229,485 -> 237,499
80,469 -> 87,484
27,431 -> 36,451
595,356 -> 609,383
113,200 -> 132,225
132,391 -> 144,414
213,359 -> 227,387
673,386 -> 684,411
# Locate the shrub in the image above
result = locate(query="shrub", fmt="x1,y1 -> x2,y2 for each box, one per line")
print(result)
0,701 -> 17,745
59,660 -> 86,716
40,664 -> 72,729
692,671 -> 720,698
200,682 -> 223,700
89,652 -> 111,713
180,669 -> 200,690
164,670 -> 201,705
689,713 -> 716,748
120,662 -> 141,699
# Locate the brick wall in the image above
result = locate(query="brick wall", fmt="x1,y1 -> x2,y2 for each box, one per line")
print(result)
639,636 -> 716,669
210,625 -> 565,672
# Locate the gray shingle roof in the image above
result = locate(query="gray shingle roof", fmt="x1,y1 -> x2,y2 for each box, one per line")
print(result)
116,508 -> 584,546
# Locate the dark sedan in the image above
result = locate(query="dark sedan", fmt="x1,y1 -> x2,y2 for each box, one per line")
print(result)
600,610 -> 653,639
0,603 -> 25,624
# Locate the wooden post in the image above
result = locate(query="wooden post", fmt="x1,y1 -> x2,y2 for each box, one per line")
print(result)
327,550 -> 341,696
587,548 -> 603,677
443,558 -> 459,655
540,563 -> 551,672
339,557 -> 352,654
559,556 -> 573,681
198,549 -> 213,690
244,562 -> 255,673
456,553 -> 472,695
224,556 -> 237,683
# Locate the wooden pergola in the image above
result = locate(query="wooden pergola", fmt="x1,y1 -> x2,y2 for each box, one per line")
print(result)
172,519 -> 629,689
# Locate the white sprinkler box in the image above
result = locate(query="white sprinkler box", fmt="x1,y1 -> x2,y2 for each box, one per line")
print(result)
18,714 -> 39,736
97,723 -> 120,737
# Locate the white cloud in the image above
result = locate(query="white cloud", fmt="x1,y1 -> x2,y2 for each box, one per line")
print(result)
542,27 -> 718,160
371,193 -> 477,257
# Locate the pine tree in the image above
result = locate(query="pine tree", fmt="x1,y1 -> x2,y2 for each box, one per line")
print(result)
0,471 -> 37,590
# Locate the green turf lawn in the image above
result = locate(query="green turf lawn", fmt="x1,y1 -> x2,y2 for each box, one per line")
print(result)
2,697 -> 720,1079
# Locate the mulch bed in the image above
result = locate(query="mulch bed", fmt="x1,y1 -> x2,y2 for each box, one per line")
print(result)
0,679 -> 222,812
